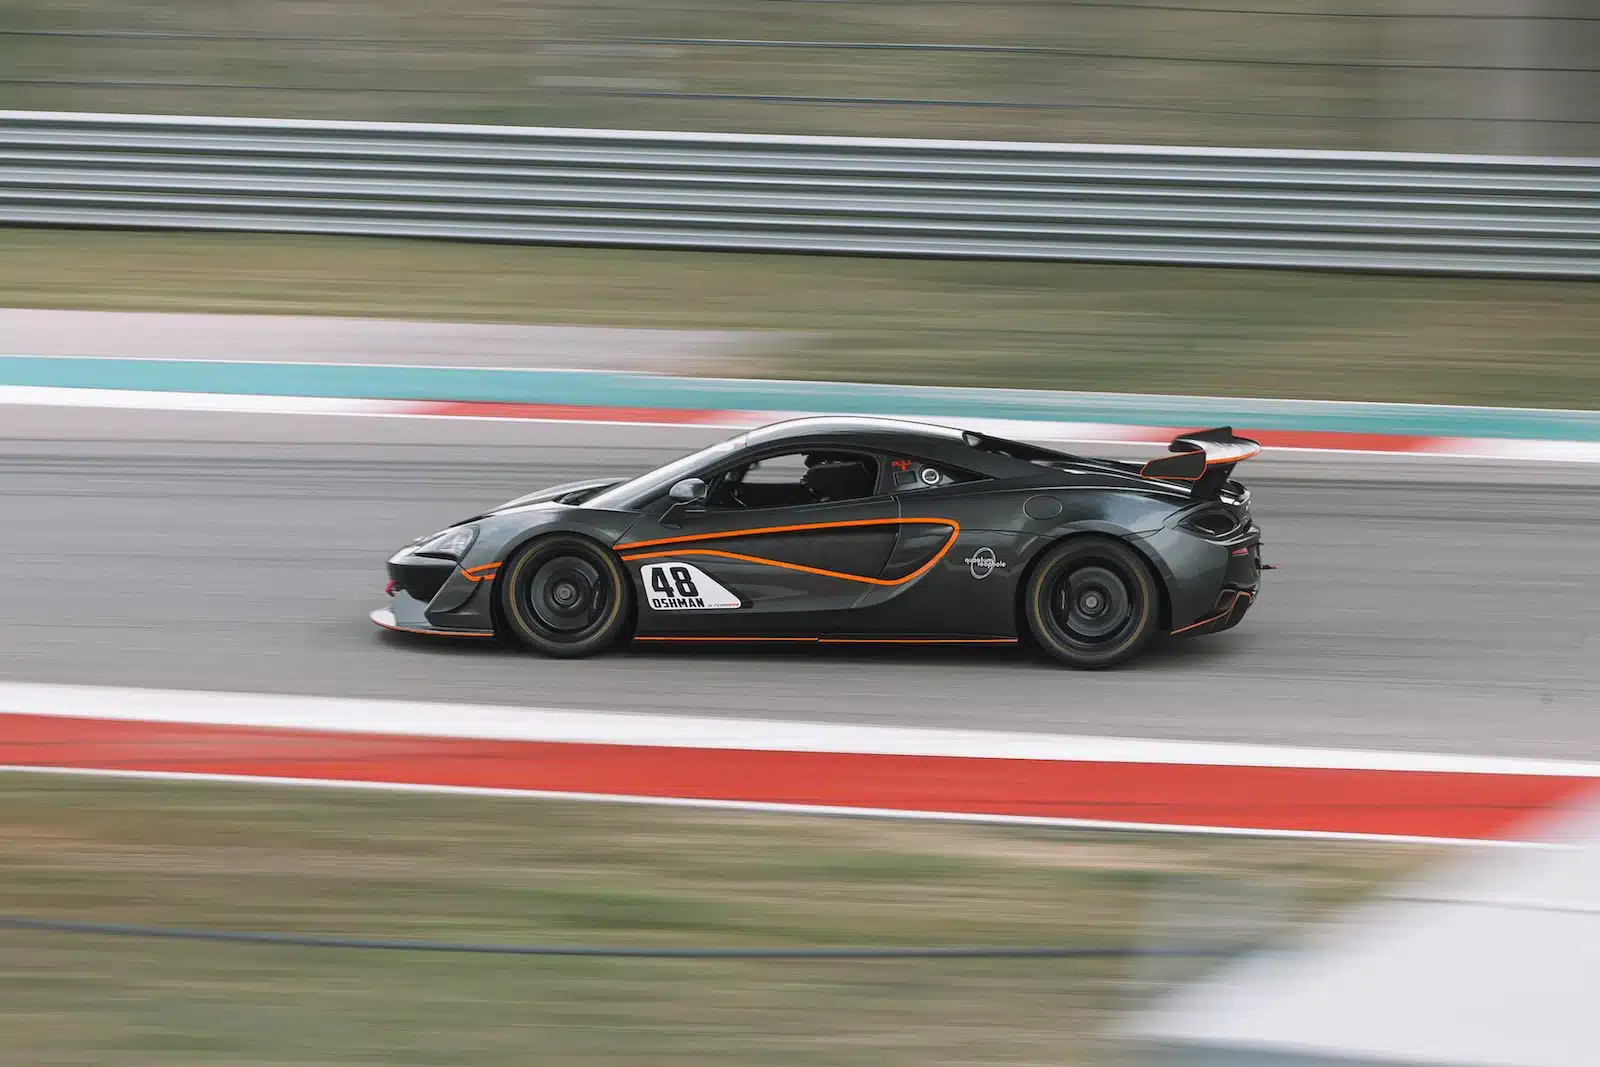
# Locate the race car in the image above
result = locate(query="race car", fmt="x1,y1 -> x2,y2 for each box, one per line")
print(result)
373,416 -> 1265,669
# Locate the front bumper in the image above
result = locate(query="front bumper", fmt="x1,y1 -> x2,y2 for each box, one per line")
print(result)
374,540 -> 503,638
371,582 -> 497,639
370,606 -> 494,639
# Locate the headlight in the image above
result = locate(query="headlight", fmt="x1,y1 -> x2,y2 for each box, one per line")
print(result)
412,525 -> 477,560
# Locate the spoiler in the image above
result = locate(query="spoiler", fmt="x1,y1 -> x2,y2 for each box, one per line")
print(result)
1139,427 -> 1261,498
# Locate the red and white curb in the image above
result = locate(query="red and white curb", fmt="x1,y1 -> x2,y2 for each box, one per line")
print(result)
2,384 -> 1596,461
3,684 -> 1596,845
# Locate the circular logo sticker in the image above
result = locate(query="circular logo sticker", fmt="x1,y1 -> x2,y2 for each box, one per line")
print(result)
965,546 -> 1005,579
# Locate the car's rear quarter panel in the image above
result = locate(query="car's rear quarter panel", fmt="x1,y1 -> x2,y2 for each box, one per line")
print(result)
842,485 -> 1186,639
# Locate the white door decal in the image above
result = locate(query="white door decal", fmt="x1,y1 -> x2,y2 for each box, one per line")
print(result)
640,562 -> 742,610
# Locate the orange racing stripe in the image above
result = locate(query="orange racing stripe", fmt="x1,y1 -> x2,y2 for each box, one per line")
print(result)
615,517 -> 956,551
618,518 -> 959,587
460,562 -> 502,582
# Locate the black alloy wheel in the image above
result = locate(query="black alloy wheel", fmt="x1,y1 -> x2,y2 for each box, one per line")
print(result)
1023,536 -> 1160,669
497,534 -> 633,657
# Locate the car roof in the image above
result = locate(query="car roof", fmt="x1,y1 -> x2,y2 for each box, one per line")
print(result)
741,415 -> 969,447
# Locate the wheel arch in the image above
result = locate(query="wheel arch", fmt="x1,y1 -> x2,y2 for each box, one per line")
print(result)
1012,527 -> 1174,643
490,528 -> 639,643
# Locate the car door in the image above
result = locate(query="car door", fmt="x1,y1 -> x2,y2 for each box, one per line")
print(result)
828,452 -> 1021,638
615,447 -> 901,637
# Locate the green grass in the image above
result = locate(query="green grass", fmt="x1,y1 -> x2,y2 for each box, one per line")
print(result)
0,775 -> 1436,1067
5,227 -> 1599,408
0,0 -> 1428,150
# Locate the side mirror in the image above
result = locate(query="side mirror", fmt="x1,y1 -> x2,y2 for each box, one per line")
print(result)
669,478 -> 707,504
661,477 -> 708,527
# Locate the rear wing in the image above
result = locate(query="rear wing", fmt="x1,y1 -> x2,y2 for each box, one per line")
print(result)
1139,427 -> 1261,500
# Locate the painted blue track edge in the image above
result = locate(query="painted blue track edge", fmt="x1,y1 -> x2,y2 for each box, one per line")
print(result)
1,356 -> 1595,441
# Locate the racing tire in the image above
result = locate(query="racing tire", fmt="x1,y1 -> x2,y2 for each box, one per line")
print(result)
496,534 -> 633,658
1023,536 -> 1160,670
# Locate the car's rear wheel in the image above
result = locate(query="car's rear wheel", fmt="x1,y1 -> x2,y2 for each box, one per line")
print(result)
1023,536 -> 1160,669
496,534 -> 632,658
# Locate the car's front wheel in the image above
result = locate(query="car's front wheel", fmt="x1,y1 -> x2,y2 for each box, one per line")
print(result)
1023,536 -> 1160,669
496,534 -> 633,658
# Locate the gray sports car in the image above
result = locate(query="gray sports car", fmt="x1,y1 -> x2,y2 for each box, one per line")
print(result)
374,416 -> 1266,668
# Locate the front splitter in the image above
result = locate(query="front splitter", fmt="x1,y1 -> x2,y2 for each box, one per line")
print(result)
369,608 -> 494,640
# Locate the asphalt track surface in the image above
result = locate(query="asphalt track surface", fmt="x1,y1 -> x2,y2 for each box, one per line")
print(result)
2,408 -> 1597,760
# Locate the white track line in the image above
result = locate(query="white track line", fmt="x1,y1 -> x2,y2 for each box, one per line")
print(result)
1425,437 -> 1600,463
2,682 -> 1596,777
3,384 -> 1598,461
0,384 -> 395,414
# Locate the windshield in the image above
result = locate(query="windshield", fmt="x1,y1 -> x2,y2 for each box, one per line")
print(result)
582,432 -> 748,511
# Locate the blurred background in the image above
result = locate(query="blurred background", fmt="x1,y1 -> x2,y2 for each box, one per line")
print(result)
2,1 -> 1599,408
2,4 -> 1597,1066
4,0 -> 1600,153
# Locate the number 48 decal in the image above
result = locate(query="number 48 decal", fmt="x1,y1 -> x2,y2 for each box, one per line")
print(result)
639,562 -> 741,611
650,565 -> 700,599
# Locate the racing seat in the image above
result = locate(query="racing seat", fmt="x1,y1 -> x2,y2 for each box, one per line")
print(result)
802,458 -> 876,502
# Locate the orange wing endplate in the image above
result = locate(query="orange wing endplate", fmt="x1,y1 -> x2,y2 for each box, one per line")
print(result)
1139,427 -> 1261,482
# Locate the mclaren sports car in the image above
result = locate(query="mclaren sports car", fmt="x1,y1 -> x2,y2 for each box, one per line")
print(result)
373,416 -> 1267,669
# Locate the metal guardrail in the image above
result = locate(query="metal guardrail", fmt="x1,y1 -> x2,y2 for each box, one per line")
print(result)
1,110 -> 1597,276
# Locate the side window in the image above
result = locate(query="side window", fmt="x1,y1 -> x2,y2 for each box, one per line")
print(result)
704,450 -> 881,510
886,457 -> 985,493
741,452 -> 810,486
